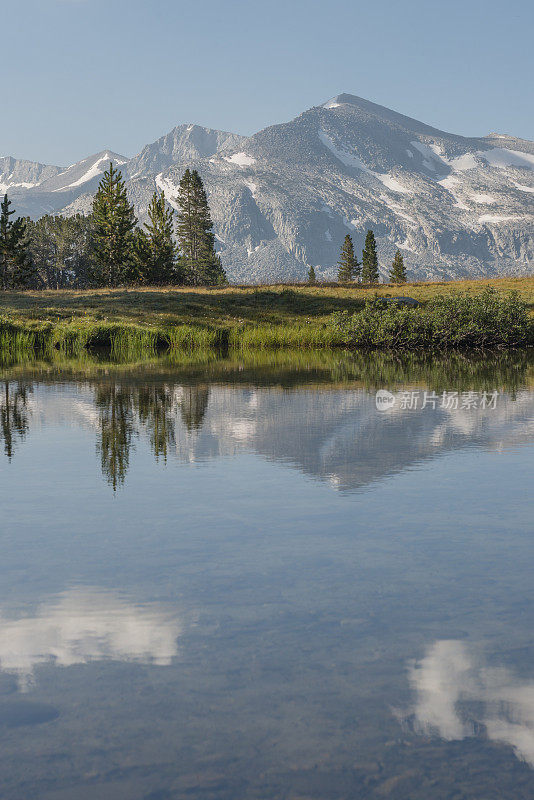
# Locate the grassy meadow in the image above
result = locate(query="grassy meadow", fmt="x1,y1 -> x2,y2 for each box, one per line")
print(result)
1,276 -> 533,353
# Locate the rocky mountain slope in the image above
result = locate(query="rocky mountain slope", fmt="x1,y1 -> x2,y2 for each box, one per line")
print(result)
2,94 -> 533,281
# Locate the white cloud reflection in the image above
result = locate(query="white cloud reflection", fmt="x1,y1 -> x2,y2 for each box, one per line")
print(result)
407,640 -> 534,766
0,589 -> 181,690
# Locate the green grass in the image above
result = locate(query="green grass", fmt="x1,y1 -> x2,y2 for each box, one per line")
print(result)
1,276 -> 533,353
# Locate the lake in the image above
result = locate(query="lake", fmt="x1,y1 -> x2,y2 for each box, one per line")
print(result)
0,350 -> 533,799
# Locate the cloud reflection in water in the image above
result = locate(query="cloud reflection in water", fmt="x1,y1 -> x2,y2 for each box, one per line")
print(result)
0,589 -> 181,690
407,640 -> 534,766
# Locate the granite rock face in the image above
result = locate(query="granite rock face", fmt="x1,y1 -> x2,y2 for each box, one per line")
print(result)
3,94 -> 533,281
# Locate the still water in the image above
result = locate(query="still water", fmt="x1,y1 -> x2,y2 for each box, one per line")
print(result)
0,350 -> 533,799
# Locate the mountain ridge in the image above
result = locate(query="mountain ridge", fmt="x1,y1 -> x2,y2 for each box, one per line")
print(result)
2,94 -> 533,282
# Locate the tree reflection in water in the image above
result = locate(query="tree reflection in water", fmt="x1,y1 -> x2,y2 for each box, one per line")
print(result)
95,383 -> 210,488
95,385 -> 136,491
0,381 -> 32,459
1,349 -> 533,489
136,385 -> 176,462
178,386 -> 210,432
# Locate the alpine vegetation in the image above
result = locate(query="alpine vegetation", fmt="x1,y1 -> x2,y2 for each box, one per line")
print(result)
90,163 -> 138,287
133,191 -> 181,285
0,165 -> 226,289
361,230 -> 379,284
26,214 -> 93,288
175,169 -> 226,286
389,249 -> 407,284
331,289 -> 532,349
0,195 -> 35,289
337,234 -> 361,282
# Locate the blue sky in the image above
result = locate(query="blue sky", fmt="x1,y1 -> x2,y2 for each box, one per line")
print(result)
4,0 -> 533,165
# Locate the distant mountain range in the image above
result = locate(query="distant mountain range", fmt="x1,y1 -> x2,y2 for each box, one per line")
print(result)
2,94 -> 533,282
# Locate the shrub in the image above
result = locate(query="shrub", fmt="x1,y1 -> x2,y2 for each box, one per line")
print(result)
331,289 -> 532,349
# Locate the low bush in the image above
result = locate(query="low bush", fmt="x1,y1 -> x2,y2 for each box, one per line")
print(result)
331,289 -> 532,349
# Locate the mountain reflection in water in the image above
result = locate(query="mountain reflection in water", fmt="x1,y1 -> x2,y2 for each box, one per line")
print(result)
1,350 -> 533,490
0,350 -> 532,798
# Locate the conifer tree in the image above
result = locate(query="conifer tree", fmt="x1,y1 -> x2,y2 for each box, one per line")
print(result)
361,229 -> 379,284
27,213 -> 93,288
389,249 -> 407,283
307,265 -> 317,284
135,191 -> 180,285
0,195 -> 34,289
176,169 -> 226,285
90,163 -> 137,286
337,234 -> 360,282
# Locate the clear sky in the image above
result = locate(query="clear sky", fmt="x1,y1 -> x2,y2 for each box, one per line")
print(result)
4,0 -> 533,166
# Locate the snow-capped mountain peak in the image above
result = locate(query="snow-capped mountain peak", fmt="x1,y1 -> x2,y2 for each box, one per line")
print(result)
4,95 -> 533,282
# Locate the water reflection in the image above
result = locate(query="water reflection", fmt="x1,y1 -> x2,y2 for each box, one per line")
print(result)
1,352 -> 534,489
406,640 -> 534,766
177,385 -> 210,432
95,385 -> 136,489
136,385 -> 177,460
0,589 -> 181,690
0,381 -> 32,459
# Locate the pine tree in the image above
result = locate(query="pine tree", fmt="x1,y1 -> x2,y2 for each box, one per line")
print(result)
176,169 -> 226,285
337,234 -> 360,282
134,191 -> 181,285
89,163 -> 137,287
389,249 -> 407,283
361,229 -> 379,284
27,213 -> 93,288
307,265 -> 317,284
0,195 -> 34,289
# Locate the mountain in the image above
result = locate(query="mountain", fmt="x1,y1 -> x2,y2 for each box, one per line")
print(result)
0,157 -> 63,197
4,150 -> 128,219
2,94 -> 533,281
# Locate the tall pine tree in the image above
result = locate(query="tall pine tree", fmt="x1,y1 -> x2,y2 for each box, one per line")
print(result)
307,265 -> 317,284
134,191 -> 181,285
176,169 -> 226,285
389,249 -> 407,283
337,234 -> 360,282
90,163 -> 137,287
0,195 -> 34,289
361,229 -> 379,284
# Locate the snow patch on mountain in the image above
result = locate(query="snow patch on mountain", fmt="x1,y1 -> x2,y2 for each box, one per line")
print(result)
410,141 -> 442,171
244,180 -> 258,198
59,153 -> 126,190
224,152 -> 256,167
318,130 -> 369,171
479,148 -> 534,169
0,181 -> 39,193
378,173 -> 411,194
472,193 -> 496,204
155,174 -> 179,208
437,175 -> 470,210
479,214 -> 524,224
319,130 -> 412,194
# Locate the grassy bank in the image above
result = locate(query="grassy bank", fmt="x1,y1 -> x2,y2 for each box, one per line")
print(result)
1,276 -> 533,353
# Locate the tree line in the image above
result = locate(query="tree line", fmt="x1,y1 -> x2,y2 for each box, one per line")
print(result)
2,166 -> 408,290
0,164 -> 226,290
309,230 -> 407,285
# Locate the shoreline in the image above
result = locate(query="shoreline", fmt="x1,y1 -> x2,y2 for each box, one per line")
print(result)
1,277 -> 533,354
